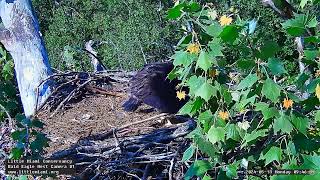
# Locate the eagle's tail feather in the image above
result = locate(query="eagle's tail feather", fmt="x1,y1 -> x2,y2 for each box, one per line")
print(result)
122,97 -> 142,112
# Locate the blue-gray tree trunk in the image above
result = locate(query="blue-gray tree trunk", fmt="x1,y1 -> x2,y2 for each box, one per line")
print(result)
0,0 -> 53,118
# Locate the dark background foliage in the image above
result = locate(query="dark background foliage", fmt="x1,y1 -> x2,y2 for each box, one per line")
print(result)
31,0 -> 302,72
32,0 -> 181,71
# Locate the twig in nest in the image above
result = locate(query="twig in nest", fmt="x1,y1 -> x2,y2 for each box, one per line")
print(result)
86,85 -> 125,97
107,168 -> 142,180
35,78 -> 80,115
142,163 -> 151,180
169,158 -> 175,180
50,79 -> 92,117
88,113 -> 169,141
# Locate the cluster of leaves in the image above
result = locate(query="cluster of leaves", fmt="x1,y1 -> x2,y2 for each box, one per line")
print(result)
32,0 -> 181,71
10,114 -> 50,159
0,46 -> 20,121
168,0 -> 320,179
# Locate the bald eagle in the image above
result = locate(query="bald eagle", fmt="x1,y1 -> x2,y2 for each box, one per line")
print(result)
122,61 -> 187,113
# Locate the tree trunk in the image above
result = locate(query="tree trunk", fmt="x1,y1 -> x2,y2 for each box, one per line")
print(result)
0,0 -> 53,118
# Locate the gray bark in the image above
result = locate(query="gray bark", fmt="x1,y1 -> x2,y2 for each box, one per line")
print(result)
0,0 -> 53,117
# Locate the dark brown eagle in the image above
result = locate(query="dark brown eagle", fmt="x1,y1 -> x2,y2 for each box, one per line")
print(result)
122,61 -> 188,113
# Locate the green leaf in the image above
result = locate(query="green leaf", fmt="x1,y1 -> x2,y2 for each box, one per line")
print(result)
268,58 -> 286,75
304,50 -> 319,61
198,110 -> 213,132
295,73 -> 310,90
21,118 -> 32,126
315,111 -> 320,122
202,175 -> 213,180
261,146 -> 282,166
273,115 -> 294,134
178,100 -> 195,116
287,141 -> 297,156
172,51 -> 195,67
226,164 -> 238,178
9,147 -> 24,159
260,41 -> 280,59
300,0 -> 312,9
241,129 -> 268,148
191,97 -> 204,113
255,102 -> 279,119
219,25 -> 239,43
262,78 -> 281,103
185,2 -> 201,12
307,16 -> 318,28
302,154 -> 320,170
237,59 -> 255,71
182,145 -> 195,162
194,134 -> 217,159
306,78 -> 320,93
30,133 -> 49,152
196,50 -> 212,71
237,74 -> 259,90
208,38 -> 224,57
290,115 -> 310,136
293,133 -> 320,152
207,126 -> 226,144
226,124 -> 241,141
15,114 -> 26,122
11,130 -> 27,141
195,81 -> 216,102
167,4 -> 184,19
221,86 -> 233,105
18,176 -> 28,180
206,22 -> 223,37
303,173 -> 320,180
31,119 -> 44,128
282,14 -> 307,36
184,160 -> 212,180
187,75 -> 206,96
237,95 -> 258,111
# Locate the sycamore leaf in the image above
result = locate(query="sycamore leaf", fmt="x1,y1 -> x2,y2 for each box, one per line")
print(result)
206,22 -> 223,37
237,74 -> 259,90
260,146 -> 282,166
207,126 -> 226,144
290,115 -> 310,136
268,58 -> 286,75
187,75 -> 206,96
219,25 -> 239,43
195,81 -> 216,102
185,160 -> 213,180
172,51 -> 195,67
208,38 -> 224,57
300,0 -> 312,8
262,78 -> 281,103
241,129 -> 268,148
315,111 -> 320,122
196,50 -> 212,71
302,154 -> 320,170
194,134 -> 217,158
226,124 -> 241,141
273,115 -> 294,134
182,145 -> 195,162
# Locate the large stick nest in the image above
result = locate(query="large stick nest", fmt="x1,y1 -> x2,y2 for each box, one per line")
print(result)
33,70 -> 196,179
